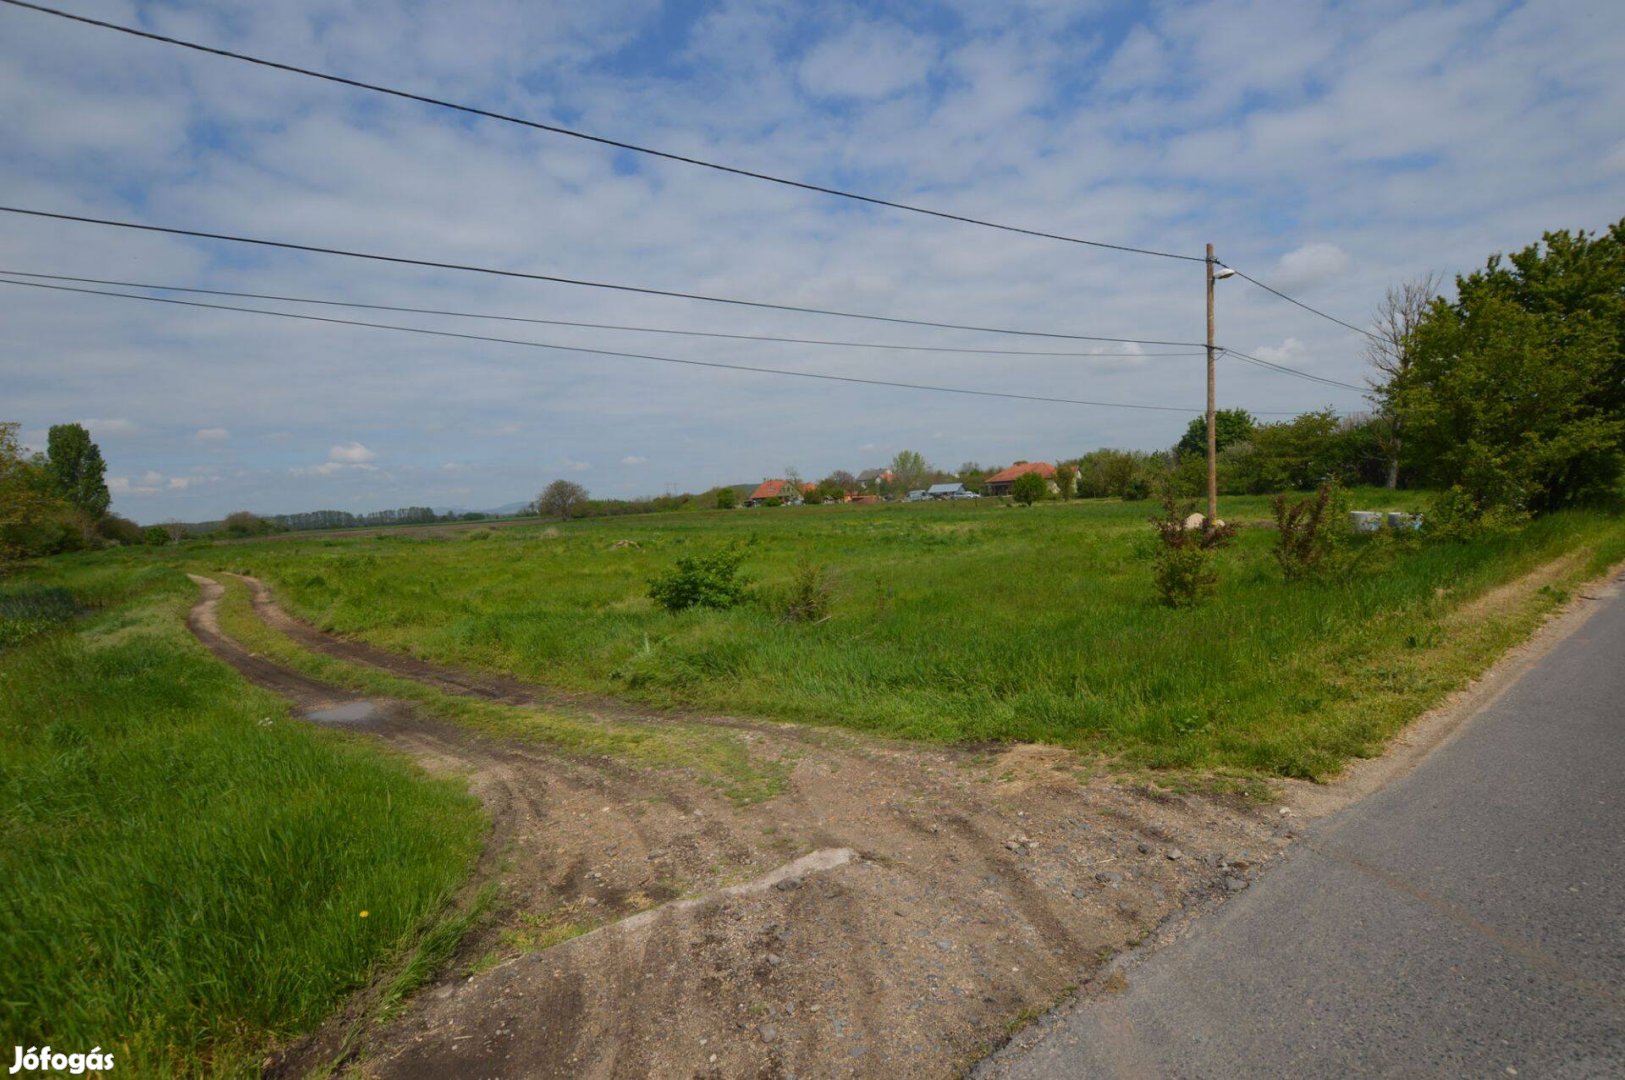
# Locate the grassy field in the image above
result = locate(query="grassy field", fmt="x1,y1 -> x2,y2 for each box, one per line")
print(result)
0,563 -> 484,1075
183,491 -> 1625,778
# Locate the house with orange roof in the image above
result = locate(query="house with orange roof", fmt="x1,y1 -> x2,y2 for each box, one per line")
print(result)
983,461 -> 1057,497
746,479 -> 799,507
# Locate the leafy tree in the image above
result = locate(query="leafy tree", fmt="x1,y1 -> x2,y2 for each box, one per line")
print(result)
95,514 -> 144,545
890,449 -> 930,495
1075,449 -> 1163,499
535,479 -> 590,520
815,478 -> 846,502
1395,221 -> 1625,513
714,486 -> 738,510
45,423 -> 110,519
1010,471 -> 1048,506
1054,463 -> 1076,500
824,469 -> 857,490
222,510 -> 276,537
1176,409 -> 1255,459
2,422 -> 69,571
143,525 -> 170,546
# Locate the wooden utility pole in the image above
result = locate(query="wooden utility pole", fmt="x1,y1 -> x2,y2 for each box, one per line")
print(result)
1205,242 -> 1218,523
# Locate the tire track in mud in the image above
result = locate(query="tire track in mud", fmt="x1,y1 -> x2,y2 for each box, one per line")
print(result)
188,574 -> 1290,1079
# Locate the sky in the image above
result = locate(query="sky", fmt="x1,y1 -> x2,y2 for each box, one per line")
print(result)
2,0 -> 1622,523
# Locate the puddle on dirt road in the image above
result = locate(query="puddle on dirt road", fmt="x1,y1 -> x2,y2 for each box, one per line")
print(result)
306,701 -> 381,724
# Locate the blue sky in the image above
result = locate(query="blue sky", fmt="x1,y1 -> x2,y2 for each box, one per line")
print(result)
2,0 -> 1622,521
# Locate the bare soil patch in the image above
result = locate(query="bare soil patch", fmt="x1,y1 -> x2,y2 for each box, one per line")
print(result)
187,576 -> 1286,1079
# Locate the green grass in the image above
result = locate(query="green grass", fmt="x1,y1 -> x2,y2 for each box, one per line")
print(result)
208,573 -> 792,805
0,562 -> 485,1076
180,491 -> 1625,779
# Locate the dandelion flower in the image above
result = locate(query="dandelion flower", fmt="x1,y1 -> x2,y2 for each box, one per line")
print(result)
360,910 -> 369,918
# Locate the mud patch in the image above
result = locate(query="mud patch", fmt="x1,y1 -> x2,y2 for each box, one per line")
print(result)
309,701 -> 382,724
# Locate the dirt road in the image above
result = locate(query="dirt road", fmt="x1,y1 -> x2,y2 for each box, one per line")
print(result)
186,574 -> 1286,1078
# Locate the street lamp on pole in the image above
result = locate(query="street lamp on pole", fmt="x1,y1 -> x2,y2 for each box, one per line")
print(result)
1205,247 -> 1236,524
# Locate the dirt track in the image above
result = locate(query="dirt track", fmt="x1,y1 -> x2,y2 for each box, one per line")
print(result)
186,574 -> 1286,1078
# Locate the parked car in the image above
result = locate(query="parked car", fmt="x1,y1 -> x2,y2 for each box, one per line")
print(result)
950,490 -> 981,499
906,490 -> 929,502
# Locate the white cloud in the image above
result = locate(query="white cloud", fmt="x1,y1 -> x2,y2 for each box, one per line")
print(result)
328,441 -> 377,464
1253,337 -> 1309,365
1275,243 -> 1353,288
194,426 -> 230,441
620,455 -> 646,465
798,23 -> 936,99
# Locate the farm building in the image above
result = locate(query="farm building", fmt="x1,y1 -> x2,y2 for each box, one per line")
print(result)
927,482 -> 967,499
983,462 -> 1057,497
746,479 -> 799,507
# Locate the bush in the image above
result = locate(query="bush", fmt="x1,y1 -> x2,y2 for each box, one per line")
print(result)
143,525 -> 170,546
95,514 -> 144,546
648,545 -> 751,612
1011,472 -> 1048,506
778,561 -> 835,623
1425,485 -> 1529,542
1272,483 -> 1347,582
1122,476 -> 1152,501
714,486 -> 738,510
1148,496 -> 1235,608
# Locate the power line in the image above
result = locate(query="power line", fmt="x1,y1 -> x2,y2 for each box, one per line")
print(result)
1220,347 -> 1367,393
0,0 -> 1203,264
0,206 -> 1209,347
1231,269 -> 1382,342
1,275 -> 1272,413
0,269 -> 1207,360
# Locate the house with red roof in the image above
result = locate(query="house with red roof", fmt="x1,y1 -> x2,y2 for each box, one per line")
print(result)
983,461 -> 1057,497
746,479 -> 799,506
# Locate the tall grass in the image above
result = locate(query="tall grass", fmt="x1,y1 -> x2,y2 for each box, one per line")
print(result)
182,493 -> 1625,777
0,565 -> 484,1075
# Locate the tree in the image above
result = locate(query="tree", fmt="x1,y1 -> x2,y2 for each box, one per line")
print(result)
45,423 -> 110,519
1396,222 -> 1625,514
815,478 -> 847,502
222,510 -> 276,537
1365,273 -> 1443,488
2,422 -> 70,572
1010,471 -> 1048,506
714,486 -> 738,510
1054,463 -> 1076,500
889,449 -> 930,495
535,479 -> 590,520
1176,409 -> 1255,460
824,469 -> 857,490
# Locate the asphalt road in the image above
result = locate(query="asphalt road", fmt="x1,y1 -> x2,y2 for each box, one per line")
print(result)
988,575 -> 1625,1079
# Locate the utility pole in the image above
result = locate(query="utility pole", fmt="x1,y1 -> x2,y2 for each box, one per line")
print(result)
1205,241 -> 1218,524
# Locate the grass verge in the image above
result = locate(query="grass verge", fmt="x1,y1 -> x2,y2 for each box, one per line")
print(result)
0,562 -> 484,1076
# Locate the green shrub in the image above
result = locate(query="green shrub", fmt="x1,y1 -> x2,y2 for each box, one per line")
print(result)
1148,496 -> 1235,608
777,560 -> 835,623
1011,472 -> 1049,506
1272,482 -> 1347,581
648,545 -> 751,612
1122,476 -> 1152,501
714,486 -> 738,510
1425,485 -> 1528,542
